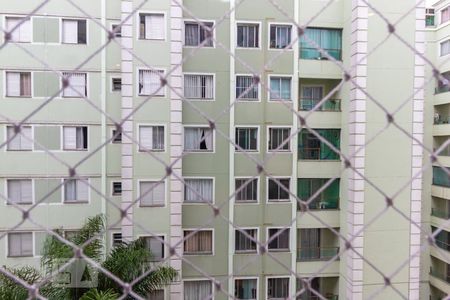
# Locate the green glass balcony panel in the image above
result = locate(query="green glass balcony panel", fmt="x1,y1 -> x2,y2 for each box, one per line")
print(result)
299,28 -> 342,60
433,166 -> 450,187
298,129 -> 341,160
297,179 -> 339,210
297,247 -> 339,261
299,98 -> 341,111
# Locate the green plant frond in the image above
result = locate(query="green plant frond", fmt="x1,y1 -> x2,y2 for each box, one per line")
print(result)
79,288 -> 119,300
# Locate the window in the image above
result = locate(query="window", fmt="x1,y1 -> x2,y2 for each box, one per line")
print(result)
235,229 -> 257,253
7,179 -> 32,204
62,19 -> 87,44
139,13 -> 165,40
138,69 -> 164,96
144,236 -> 165,262
433,166 -> 450,187
5,72 -> 31,97
64,230 -> 80,240
300,28 -> 343,60
267,278 -> 289,299
112,232 -> 122,247
300,86 -> 323,110
184,127 -> 213,152
237,23 -> 259,48
235,127 -> 258,151
112,78 -> 121,91
139,181 -> 165,206
5,17 -> 31,43
6,126 -> 32,151
268,228 -> 290,251
298,228 -> 322,260
298,129 -> 341,160
184,230 -> 213,254
8,232 -> 33,257
235,279 -> 257,300
441,39 -> 450,57
269,24 -> 292,49
184,280 -> 212,300
63,126 -> 88,150
236,76 -> 258,100
64,179 -> 89,203
442,6 -> 450,24
147,290 -> 164,300
270,76 -> 291,100
139,126 -> 164,151
184,21 -> 214,47
235,178 -> 258,203
111,24 -> 122,37
62,72 -> 87,97
184,178 -> 213,203
112,129 -> 122,143
112,182 -> 122,196
268,127 -> 291,151
268,178 -> 290,202
184,74 -> 214,99
297,179 -> 340,210
426,9 -> 435,27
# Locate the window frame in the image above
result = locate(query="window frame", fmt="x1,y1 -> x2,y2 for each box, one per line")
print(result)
183,72 -> 216,101
62,125 -> 88,151
234,277 -> 259,300
111,232 -> 123,248
268,74 -> 293,102
235,126 -> 259,152
5,178 -> 34,205
62,178 -> 90,204
138,234 -> 166,262
267,126 -> 292,152
110,23 -> 122,38
183,125 -> 215,153
60,18 -> 88,45
4,70 -> 33,98
236,21 -> 261,49
137,11 -> 167,41
266,177 -> 291,203
61,72 -> 88,98
138,179 -> 167,207
183,229 -> 214,255
234,177 -> 259,204
268,22 -> 293,50
266,276 -> 290,300
137,123 -> 166,152
5,125 -> 34,151
267,227 -> 290,252
4,16 -> 32,43
440,38 -> 450,57
111,128 -> 122,144
111,181 -> 122,196
183,19 -> 216,48
111,77 -> 122,92
136,67 -> 166,97
183,177 -> 215,205
441,6 -> 450,25
182,279 -> 214,300
7,232 -> 34,258
234,228 -> 259,254
235,73 -> 261,101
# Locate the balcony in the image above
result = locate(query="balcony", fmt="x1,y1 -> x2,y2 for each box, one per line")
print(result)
432,208 -> 450,220
299,98 -> 341,112
297,178 -> 340,211
296,277 -> 339,300
300,296 -> 338,300
297,247 -> 339,262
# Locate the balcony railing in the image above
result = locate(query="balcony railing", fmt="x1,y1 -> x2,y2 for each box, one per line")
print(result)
436,85 -> 450,94
297,199 -> 339,211
300,47 -> 342,61
432,208 -> 450,220
430,270 -> 450,284
299,98 -> 341,112
435,239 -> 450,251
434,116 -> 450,125
299,295 -> 339,300
297,247 -> 339,261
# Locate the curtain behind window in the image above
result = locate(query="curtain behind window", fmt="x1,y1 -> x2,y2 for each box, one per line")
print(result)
184,281 -> 211,300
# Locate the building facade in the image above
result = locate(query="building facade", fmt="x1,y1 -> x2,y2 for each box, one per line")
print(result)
0,0 -> 445,299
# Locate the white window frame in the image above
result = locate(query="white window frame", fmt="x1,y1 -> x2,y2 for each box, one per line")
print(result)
111,181 -> 122,196
266,227 -> 291,252
110,76 -> 122,92
266,276 -> 291,300
234,277 -> 259,300
62,125 -> 89,151
234,227 -> 259,254
266,177 -> 292,203
136,67 -> 166,97
234,177 -> 259,204
137,179 -> 167,207
6,232 -> 35,258
136,11 -> 166,41
236,21 -> 262,49
183,72 -> 216,101
110,23 -> 122,38
183,229 -> 214,256
136,233 -> 167,262
61,72 -> 88,98
60,18 -> 88,45
137,123 -> 166,152
183,177 -> 215,205
183,125 -> 215,153
5,178 -> 35,205
4,16 -> 32,43
267,22 -> 293,50
5,125 -> 34,151
183,19 -> 216,48
4,70 -> 33,98
110,231 -> 122,248
182,279 -> 214,300
440,38 -> 450,57
111,128 -> 122,144
235,125 -> 260,152
235,73 -> 261,101
268,74 -> 293,102
266,126 -> 292,152
61,178 -> 90,204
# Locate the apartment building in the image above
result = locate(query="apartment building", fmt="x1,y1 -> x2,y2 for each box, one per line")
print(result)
0,0 -> 433,299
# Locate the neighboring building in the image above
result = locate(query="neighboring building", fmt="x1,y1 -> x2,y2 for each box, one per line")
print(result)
2,0 -> 447,299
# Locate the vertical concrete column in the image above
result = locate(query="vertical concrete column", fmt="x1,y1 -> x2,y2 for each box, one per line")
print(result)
121,0 -> 134,242
408,2 -> 425,299
169,1 -> 183,298
346,1 -> 368,299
